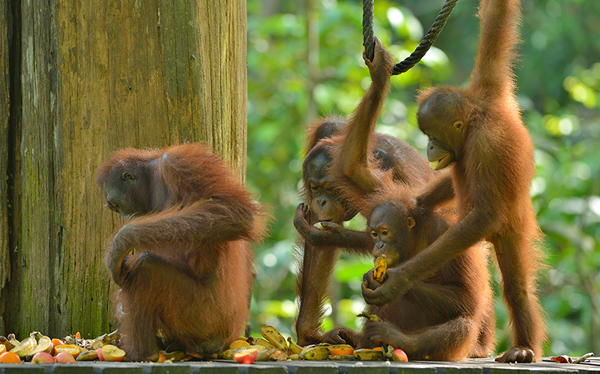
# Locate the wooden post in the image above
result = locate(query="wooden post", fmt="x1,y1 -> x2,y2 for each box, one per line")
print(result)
1,0 -> 247,338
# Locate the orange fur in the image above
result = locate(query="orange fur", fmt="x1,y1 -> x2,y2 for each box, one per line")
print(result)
410,0 -> 545,362
97,143 -> 268,361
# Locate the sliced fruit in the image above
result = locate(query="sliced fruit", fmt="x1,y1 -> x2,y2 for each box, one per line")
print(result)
100,344 -> 126,362
329,347 -> 354,356
234,348 -> 258,364
54,344 -> 82,359
328,344 -> 353,357
219,347 -> 246,360
156,351 -> 167,363
51,339 -> 64,355
229,340 -> 250,349
0,336 -> 15,351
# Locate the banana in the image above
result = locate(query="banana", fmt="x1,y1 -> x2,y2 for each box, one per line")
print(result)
357,311 -> 383,322
353,348 -> 385,361
162,351 -> 186,362
300,346 -> 329,360
287,337 -> 303,355
248,344 -> 268,351
259,325 -> 287,350
76,350 -> 99,361
251,337 -> 276,349
288,353 -> 300,360
373,255 -> 387,283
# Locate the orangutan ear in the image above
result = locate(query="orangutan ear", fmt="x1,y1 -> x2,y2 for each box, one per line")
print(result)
453,120 -> 464,131
407,217 -> 416,229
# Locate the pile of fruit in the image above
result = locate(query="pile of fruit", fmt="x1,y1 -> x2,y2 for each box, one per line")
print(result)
220,324 -> 409,364
0,314 -> 408,365
0,331 -> 130,364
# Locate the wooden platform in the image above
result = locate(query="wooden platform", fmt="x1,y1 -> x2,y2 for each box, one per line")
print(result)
0,358 -> 599,374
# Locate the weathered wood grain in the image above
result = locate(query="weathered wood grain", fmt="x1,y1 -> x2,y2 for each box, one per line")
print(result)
2,0 -> 247,338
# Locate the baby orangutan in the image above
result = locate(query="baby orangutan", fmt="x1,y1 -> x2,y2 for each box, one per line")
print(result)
327,185 -> 495,360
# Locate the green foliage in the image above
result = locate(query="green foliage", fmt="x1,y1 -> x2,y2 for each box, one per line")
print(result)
247,0 -> 600,355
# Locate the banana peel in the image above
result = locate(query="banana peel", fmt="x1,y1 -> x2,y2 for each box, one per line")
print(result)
7,333 -> 20,347
300,346 -> 329,360
327,344 -> 353,351
353,348 -> 385,361
162,350 -> 186,362
10,332 -> 38,358
95,330 -> 121,346
0,336 -> 16,351
248,337 -> 275,349
287,337 -> 302,355
26,333 -> 53,359
259,325 -> 287,350
373,255 -> 387,283
89,339 -> 104,350
76,350 -> 99,362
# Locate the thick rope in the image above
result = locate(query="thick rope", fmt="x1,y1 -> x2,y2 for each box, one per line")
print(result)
363,0 -> 459,75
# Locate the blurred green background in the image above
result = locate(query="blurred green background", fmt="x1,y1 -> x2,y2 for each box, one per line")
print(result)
245,0 -> 600,356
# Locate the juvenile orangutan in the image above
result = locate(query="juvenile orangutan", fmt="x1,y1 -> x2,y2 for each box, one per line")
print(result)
362,0 -> 545,363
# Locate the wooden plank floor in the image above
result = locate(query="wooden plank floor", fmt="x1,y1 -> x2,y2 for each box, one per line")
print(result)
0,357 -> 599,374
